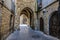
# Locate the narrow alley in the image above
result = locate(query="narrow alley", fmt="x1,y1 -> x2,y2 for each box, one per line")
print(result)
0,0 -> 60,40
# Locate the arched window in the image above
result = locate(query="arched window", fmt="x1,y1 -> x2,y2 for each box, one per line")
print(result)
37,0 -> 42,10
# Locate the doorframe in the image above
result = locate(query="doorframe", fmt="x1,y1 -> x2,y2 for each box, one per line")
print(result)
40,17 -> 44,32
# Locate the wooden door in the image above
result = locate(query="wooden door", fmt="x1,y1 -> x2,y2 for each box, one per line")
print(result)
49,13 -> 60,38
40,18 -> 44,32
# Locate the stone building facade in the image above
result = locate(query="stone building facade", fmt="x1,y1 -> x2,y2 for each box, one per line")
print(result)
38,0 -> 60,39
14,0 -> 38,30
38,0 -> 59,34
0,0 -> 15,40
15,0 -> 60,39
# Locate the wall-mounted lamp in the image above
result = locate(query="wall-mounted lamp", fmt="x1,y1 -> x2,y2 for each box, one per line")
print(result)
2,0 -> 4,3
43,9 -> 47,14
1,0 -> 4,6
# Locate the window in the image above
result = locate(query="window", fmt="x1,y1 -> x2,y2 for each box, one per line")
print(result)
37,0 -> 42,10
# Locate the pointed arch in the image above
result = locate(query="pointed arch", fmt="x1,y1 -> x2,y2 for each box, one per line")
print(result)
49,11 -> 60,38
20,7 -> 34,29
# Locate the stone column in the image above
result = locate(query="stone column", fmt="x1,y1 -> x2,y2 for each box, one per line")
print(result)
34,0 -> 39,30
38,14 -> 40,30
14,14 -> 20,31
14,7 -> 20,30
34,12 -> 39,30
14,0 -> 20,30
44,14 -> 49,34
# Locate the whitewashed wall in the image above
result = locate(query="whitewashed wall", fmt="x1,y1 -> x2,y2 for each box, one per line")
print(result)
42,0 -> 56,8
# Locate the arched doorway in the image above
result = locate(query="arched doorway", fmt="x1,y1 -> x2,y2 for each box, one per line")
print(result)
40,17 -> 44,32
20,7 -> 34,29
49,11 -> 60,38
10,15 -> 14,33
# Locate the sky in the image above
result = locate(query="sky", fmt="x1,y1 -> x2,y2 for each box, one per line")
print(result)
37,0 -> 56,8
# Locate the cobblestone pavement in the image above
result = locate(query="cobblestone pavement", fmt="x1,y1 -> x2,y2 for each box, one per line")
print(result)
6,25 -> 59,40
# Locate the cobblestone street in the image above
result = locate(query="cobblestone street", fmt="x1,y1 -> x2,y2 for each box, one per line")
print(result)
6,25 -> 59,40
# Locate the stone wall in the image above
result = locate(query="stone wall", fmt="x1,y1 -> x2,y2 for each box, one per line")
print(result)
14,0 -> 37,30
38,1 -> 59,34
1,6 -> 12,40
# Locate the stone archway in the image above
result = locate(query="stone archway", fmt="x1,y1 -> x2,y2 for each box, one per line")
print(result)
49,11 -> 60,38
40,17 -> 44,32
20,7 -> 34,29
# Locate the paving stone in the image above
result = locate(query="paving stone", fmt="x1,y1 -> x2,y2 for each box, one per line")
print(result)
6,25 -> 59,40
